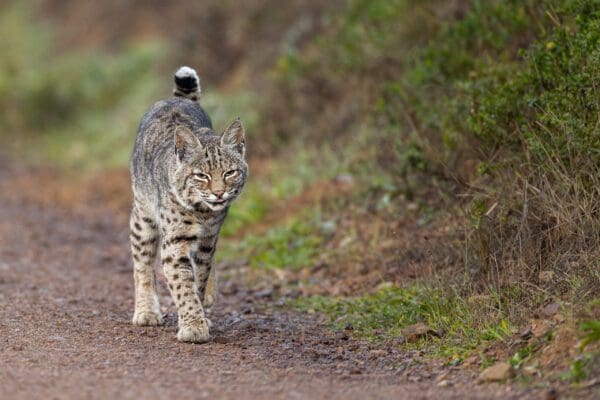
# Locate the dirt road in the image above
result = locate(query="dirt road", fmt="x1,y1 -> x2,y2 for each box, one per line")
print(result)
0,168 -> 546,399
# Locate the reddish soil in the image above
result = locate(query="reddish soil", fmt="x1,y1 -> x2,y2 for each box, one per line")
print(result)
0,166 -> 551,399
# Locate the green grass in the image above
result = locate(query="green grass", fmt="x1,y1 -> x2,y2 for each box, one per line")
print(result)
245,219 -> 322,270
291,285 -> 513,357
220,216 -> 324,271
580,320 -> 600,350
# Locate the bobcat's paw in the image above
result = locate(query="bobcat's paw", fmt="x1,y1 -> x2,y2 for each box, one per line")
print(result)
177,318 -> 210,343
132,310 -> 163,326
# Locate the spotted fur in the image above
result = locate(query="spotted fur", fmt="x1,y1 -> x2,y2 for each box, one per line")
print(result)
129,66 -> 248,343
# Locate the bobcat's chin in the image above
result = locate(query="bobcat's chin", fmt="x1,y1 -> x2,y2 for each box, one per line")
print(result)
203,199 -> 229,211
197,194 -> 237,211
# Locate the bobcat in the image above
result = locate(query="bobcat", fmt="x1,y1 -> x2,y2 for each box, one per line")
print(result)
129,66 -> 248,343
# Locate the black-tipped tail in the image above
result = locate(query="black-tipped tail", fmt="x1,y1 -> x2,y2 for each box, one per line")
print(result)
174,66 -> 201,101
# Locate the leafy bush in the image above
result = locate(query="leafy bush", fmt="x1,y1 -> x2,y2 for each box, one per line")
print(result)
404,0 -> 600,313
265,0 -> 600,322
467,0 -> 600,161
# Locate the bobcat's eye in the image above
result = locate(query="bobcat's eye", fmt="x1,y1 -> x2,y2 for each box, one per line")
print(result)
223,170 -> 238,179
194,172 -> 210,181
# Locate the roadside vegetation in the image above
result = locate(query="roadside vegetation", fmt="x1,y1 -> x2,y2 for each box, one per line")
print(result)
2,0 -> 598,391
259,0 -> 600,385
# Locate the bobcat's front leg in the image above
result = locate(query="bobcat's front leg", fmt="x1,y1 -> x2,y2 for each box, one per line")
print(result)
193,212 -> 225,308
162,230 -> 210,343
130,205 -> 162,326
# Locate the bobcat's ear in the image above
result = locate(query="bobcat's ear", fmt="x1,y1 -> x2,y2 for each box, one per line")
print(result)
174,126 -> 201,161
221,117 -> 245,157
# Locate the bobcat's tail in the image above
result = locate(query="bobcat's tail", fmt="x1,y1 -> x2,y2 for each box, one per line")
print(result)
173,66 -> 201,101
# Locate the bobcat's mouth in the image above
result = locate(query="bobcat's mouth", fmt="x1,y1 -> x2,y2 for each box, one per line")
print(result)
202,198 -> 229,210
208,198 -> 226,204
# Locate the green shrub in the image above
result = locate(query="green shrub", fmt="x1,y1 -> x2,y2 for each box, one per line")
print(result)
403,0 -> 600,308
265,0 -> 600,327
468,0 -> 600,163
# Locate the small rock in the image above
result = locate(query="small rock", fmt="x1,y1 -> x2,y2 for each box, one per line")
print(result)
552,313 -> 565,324
339,236 -> 354,248
402,323 -> 440,343
241,306 -> 255,314
319,220 -> 337,236
437,380 -> 450,387
541,303 -> 560,318
298,268 -> 312,280
369,349 -> 386,358
463,355 -> 479,367
334,174 -> 354,186
375,281 -> 393,291
435,371 -> 450,382
531,319 -> 553,338
253,288 -> 273,299
538,270 -> 554,284
407,202 -> 419,212
519,327 -> 533,340
477,362 -> 514,383
522,366 -> 538,376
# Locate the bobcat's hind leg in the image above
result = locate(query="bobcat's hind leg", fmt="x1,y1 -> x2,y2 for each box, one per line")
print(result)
202,266 -> 217,308
130,204 -> 162,326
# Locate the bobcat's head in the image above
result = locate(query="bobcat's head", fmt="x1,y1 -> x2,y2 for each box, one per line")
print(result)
172,118 -> 247,211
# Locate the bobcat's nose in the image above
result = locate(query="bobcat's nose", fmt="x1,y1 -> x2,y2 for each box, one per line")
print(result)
213,190 -> 225,199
